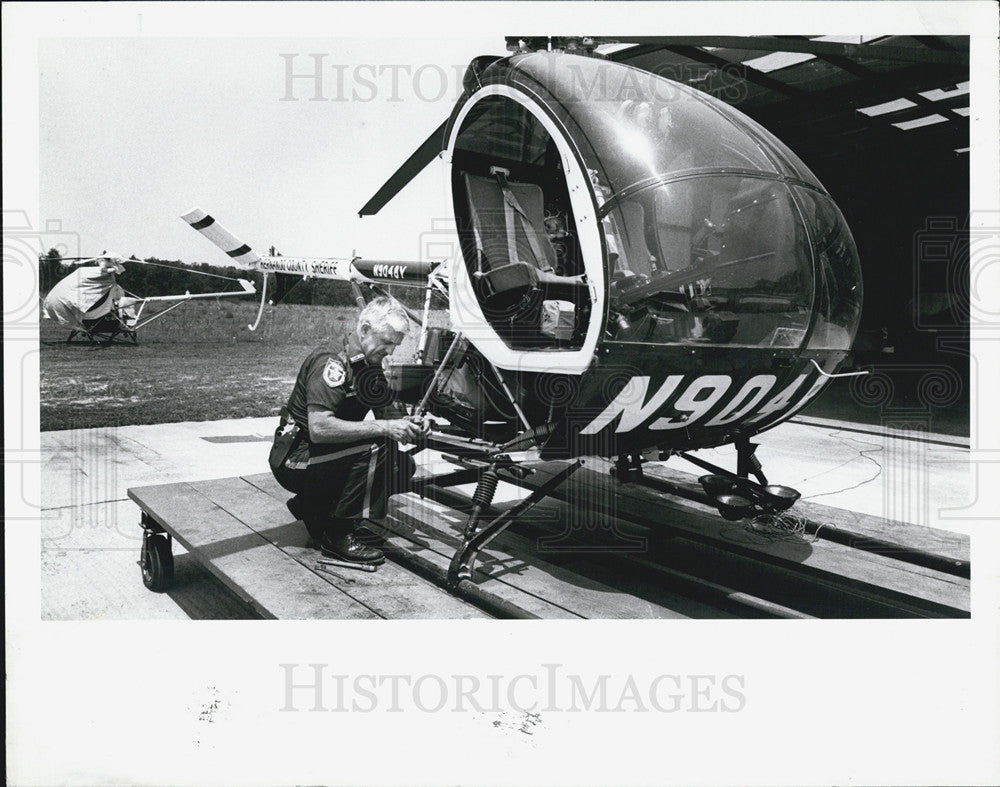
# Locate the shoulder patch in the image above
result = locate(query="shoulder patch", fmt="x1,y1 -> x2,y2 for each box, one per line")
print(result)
322,358 -> 346,388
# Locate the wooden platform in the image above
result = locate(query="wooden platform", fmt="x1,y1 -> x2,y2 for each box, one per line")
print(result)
129,473 -> 731,619
128,478 -> 484,619
127,460 -> 970,620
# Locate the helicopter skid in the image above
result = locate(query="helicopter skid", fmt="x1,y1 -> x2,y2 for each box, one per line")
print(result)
447,459 -> 582,587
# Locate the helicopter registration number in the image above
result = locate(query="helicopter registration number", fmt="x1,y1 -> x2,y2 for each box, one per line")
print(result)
580,372 -> 827,435
370,264 -> 408,280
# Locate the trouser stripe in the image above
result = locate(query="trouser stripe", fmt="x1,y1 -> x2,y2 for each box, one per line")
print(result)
302,443 -> 372,467
361,444 -> 380,519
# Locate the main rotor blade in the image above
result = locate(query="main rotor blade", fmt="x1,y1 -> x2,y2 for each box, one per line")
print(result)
181,208 -> 262,268
357,117 -> 450,217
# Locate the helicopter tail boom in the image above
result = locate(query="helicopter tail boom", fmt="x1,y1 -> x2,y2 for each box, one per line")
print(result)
182,207 -> 440,286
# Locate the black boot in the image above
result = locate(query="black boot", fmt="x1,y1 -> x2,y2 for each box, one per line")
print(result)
320,528 -> 385,565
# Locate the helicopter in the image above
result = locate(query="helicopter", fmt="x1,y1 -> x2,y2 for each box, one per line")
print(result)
42,251 -> 256,344
184,37 -> 867,585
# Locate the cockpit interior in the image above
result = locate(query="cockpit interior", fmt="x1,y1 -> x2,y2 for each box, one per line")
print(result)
452,96 -> 591,351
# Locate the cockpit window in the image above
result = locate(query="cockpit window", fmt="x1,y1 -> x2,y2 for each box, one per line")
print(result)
452,95 -> 591,351
451,54 -> 857,359
507,53 -> 816,205
604,175 -> 816,348
452,95 -> 550,166
796,188 -> 863,350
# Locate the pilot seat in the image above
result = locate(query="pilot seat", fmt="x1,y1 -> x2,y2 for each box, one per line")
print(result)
463,169 -> 587,344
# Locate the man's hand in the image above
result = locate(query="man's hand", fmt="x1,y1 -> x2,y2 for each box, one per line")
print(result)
407,414 -> 432,437
381,418 -> 422,443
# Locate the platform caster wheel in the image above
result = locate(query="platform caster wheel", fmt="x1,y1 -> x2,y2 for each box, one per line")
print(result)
140,533 -> 174,592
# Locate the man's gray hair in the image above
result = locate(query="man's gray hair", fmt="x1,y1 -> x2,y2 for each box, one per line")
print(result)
358,296 -> 409,335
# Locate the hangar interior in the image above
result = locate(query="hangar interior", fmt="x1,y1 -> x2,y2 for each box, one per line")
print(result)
577,35 -> 971,436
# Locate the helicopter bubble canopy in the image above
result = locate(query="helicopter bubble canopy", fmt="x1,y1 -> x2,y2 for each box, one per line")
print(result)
507,51 -> 824,198
447,51 -> 861,367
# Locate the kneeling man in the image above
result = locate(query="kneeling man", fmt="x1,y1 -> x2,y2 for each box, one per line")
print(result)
270,297 -> 428,565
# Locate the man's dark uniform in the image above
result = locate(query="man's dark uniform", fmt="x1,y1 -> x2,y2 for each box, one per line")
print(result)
269,335 -> 416,548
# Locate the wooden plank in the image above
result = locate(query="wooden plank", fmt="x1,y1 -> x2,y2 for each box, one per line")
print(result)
609,466 -> 971,613
127,482 -> 378,620
506,462 -> 970,615
488,524 -> 740,619
644,463 -> 970,563
244,472 -> 733,619
243,473 -> 581,619
426,483 -> 937,619
188,476 -> 487,620
390,494 -> 702,619
431,489 -> 795,619
418,490 -> 751,618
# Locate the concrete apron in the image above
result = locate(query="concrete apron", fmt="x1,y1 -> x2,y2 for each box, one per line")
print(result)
39,415 -> 972,619
41,416 -> 275,620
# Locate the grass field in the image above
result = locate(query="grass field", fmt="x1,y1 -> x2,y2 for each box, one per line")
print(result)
40,300 -> 447,431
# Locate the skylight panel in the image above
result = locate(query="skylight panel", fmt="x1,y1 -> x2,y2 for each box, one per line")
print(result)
859,98 -> 917,116
892,114 -> 948,130
919,81 -> 970,102
742,51 -> 815,73
810,35 -> 891,44
812,35 -> 864,44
